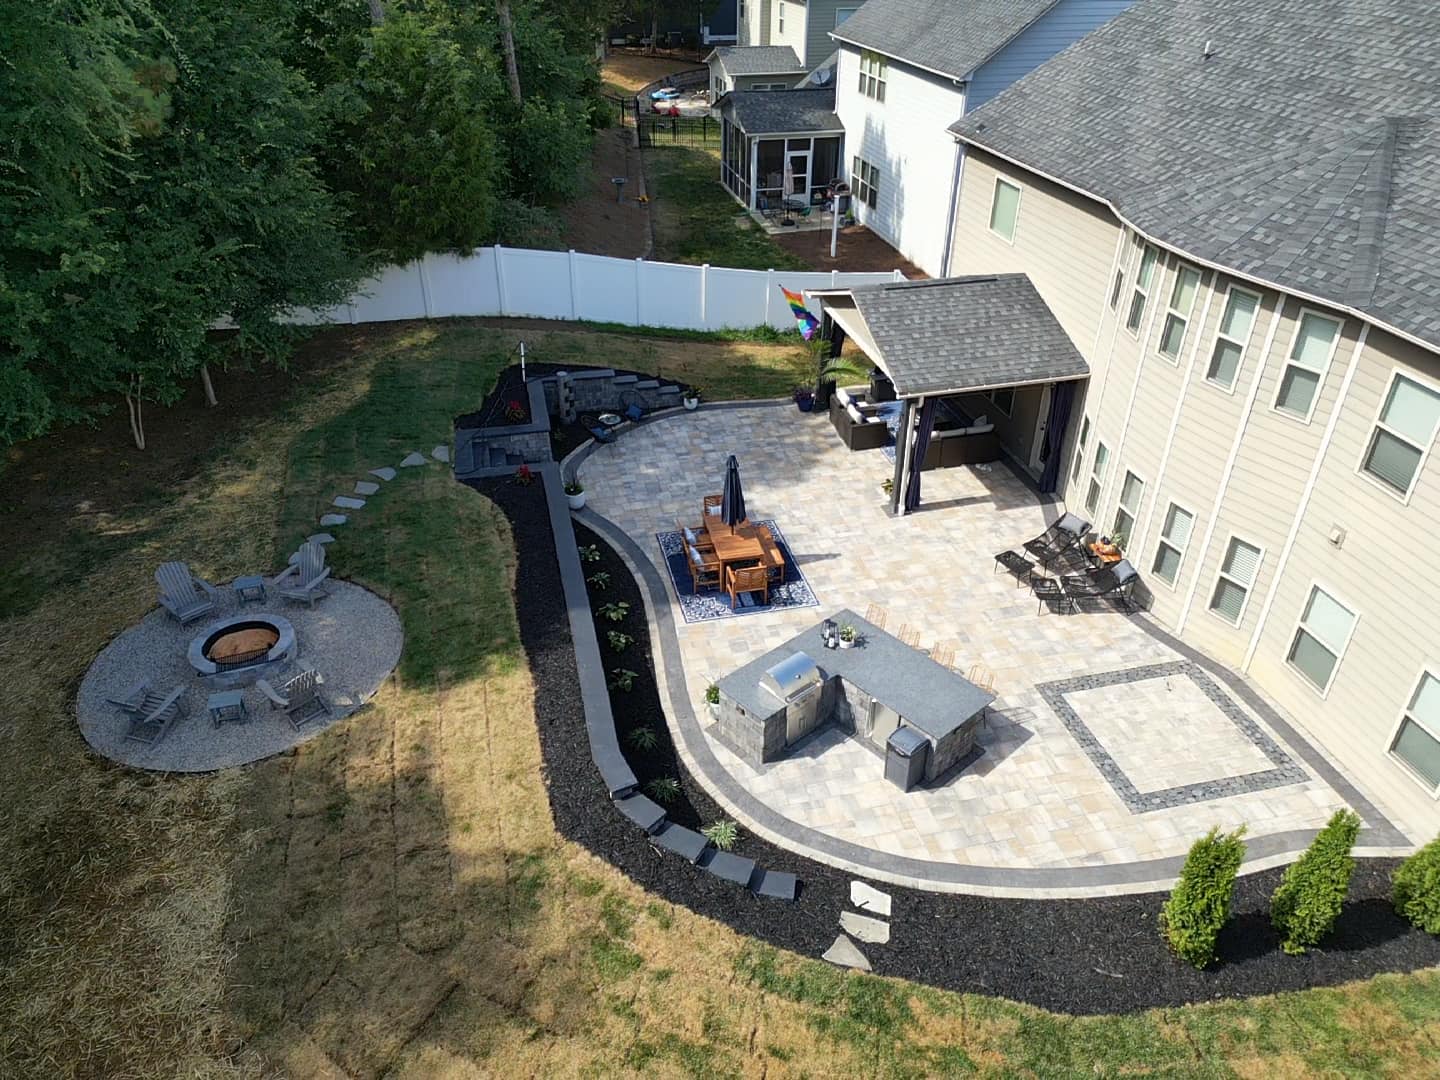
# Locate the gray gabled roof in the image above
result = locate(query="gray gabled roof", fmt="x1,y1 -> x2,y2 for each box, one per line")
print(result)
949,0 -> 1440,354
816,275 -> 1089,397
719,89 -> 843,135
708,45 -> 805,76
831,0 -> 1059,80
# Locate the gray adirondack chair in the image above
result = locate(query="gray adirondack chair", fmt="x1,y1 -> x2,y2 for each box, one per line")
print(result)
257,668 -> 331,730
106,679 -> 171,716
155,562 -> 220,624
122,685 -> 187,745
272,541 -> 331,607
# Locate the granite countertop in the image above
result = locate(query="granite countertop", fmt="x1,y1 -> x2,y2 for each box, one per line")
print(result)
716,608 -> 993,740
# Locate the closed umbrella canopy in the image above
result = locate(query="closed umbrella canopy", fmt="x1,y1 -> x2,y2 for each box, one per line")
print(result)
721,455 -> 747,532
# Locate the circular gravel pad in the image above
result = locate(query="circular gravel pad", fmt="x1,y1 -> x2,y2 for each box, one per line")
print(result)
77,579 -> 403,772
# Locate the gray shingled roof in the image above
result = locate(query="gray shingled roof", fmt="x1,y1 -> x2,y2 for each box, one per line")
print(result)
949,0 -> 1440,353
831,0 -> 1059,80
710,45 -> 804,76
720,89 -> 842,135
835,275 -> 1089,396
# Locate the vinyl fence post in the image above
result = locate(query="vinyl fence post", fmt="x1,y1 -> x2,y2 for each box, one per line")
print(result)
418,256 -> 434,318
634,257 -> 643,327
568,249 -> 580,320
764,268 -> 774,328
494,244 -> 509,316
700,263 -> 709,329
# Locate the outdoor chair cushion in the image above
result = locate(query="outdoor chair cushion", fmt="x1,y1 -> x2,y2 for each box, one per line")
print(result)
623,403 -> 643,422
835,387 -> 853,406
706,504 -> 721,516
845,403 -> 864,424
689,546 -> 704,566
683,527 -> 700,545
1056,512 -> 1089,536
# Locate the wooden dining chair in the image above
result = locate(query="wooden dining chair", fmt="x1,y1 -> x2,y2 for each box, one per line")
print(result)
686,542 -> 721,591
702,493 -> 723,520
676,518 -> 714,550
864,602 -> 889,630
754,525 -> 785,584
725,565 -> 769,610
896,623 -> 921,648
929,642 -> 957,670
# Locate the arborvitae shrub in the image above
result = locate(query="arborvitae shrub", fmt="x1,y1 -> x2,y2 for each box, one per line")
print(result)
1159,826 -> 1247,969
1270,809 -> 1360,954
1393,833 -> 1440,936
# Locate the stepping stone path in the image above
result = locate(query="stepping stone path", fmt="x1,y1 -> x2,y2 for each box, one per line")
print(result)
822,934 -> 871,972
431,444 -> 450,463
840,911 -> 891,945
307,533 -> 336,546
319,514 -> 348,527
354,481 -> 380,496
850,881 -> 892,916
333,496 -> 366,510
400,452 -> 426,467
369,467 -> 397,481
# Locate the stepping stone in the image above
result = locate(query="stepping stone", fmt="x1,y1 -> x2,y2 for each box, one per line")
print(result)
354,480 -> 380,496
333,495 -> 366,510
319,514 -> 347,527
613,793 -> 667,834
307,533 -> 336,546
840,911 -> 890,945
369,466 -> 396,481
700,849 -> 756,887
400,451 -> 426,467
751,869 -> 798,901
431,445 -> 450,463
651,823 -> 708,864
851,881 -> 892,917
822,934 -> 871,972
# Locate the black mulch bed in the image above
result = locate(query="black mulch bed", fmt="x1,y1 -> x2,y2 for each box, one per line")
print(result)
470,475 -> 1440,1016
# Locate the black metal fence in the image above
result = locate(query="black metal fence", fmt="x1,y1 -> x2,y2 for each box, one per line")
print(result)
637,115 -> 721,148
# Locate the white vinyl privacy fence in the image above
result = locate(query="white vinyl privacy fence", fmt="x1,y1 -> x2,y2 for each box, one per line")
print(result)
284,247 -> 901,332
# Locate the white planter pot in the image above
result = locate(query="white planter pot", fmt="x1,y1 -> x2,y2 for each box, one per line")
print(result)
683,397 -> 699,411
706,700 -> 720,720
839,638 -> 854,649
566,491 -> 587,511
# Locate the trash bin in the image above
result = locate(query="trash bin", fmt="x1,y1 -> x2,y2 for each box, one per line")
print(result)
884,725 -> 930,792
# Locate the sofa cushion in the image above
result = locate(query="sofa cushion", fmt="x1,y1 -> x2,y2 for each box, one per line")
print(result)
835,387 -> 852,407
845,403 -> 864,424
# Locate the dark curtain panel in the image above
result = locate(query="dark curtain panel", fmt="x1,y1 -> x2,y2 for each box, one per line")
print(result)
1039,381 -> 1076,494
904,397 -> 938,512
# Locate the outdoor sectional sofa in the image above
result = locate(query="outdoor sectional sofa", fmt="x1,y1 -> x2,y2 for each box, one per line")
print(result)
829,387 -> 1001,467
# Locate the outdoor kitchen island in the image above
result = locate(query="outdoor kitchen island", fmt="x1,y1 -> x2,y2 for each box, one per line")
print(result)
714,610 -> 994,790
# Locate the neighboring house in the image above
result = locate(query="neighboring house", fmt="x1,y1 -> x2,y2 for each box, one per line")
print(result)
941,0 -> 1440,838
706,45 -> 807,99
830,0 -> 1134,276
735,0 -> 865,72
717,89 -> 844,209
703,0 -> 739,45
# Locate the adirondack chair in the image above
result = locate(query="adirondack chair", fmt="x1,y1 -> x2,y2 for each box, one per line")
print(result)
123,686 -> 187,745
257,669 -> 331,730
106,679 -> 173,716
155,562 -> 220,624
272,541 -> 331,607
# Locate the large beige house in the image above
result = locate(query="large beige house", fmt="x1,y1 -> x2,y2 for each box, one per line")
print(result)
933,0 -> 1440,840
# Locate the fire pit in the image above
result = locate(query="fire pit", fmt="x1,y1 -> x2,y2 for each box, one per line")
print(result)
187,613 -> 297,689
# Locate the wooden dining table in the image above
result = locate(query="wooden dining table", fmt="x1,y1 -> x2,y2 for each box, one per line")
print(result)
703,517 -> 766,573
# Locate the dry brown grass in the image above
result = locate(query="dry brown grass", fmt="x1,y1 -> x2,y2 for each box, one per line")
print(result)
601,52 -> 703,95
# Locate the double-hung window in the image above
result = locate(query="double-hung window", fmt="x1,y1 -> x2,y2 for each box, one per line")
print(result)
1071,416 -> 1091,482
1112,471 -> 1144,545
777,1 -> 785,32
1274,310 -> 1342,420
988,179 -> 1021,243
1206,288 -> 1261,389
1390,670 -> 1440,793
859,50 -> 887,101
1287,585 -> 1356,694
1151,503 -> 1195,586
1109,267 -> 1125,310
1157,265 -> 1202,360
1125,244 -> 1160,333
1084,441 -> 1109,515
851,156 -> 879,208
1209,537 -> 1261,625
1360,372 -> 1440,498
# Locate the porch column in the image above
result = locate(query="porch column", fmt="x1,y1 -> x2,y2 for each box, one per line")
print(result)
814,314 -> 846,405
749,137 -> 759,211
889,398 -> 913,516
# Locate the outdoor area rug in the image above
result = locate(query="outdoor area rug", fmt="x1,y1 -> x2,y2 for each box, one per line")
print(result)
656,519 -> 819,623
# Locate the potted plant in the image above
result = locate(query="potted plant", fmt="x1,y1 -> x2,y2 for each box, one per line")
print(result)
682,385 -> 701,411
838,624 -> 856,649
880,477 -> 894,499
564,480 -> 586,510
794,384 -> 815,413
704,682 -> 721,719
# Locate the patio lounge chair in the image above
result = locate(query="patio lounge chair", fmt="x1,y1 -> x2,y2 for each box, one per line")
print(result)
106,679 -> 173,717
1022,513 -> 1091,567
123,685 -> 187,745
623,403 -> 644,423
1061,558 -> 1139,611
257,668 -> 332,730
271,541 -> 331,607
580,415 -> 615,443
686,542 -> 721,591
725,565 -> 769,610
155,561 -> 220,624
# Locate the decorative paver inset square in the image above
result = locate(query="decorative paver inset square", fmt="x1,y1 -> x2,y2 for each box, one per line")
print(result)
1037,661 -> 1309,814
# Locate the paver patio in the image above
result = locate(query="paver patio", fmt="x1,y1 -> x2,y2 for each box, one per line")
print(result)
576,403 -> 1407,895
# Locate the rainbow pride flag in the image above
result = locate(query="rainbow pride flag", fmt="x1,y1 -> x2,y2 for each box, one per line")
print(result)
779,285 -> 820,340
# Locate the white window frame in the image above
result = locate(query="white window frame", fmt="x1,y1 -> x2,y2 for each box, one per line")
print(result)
1150,500 -> 1196,591
987,178 -> 1022,245
1156,263 -> 1203,363
1124,243 -> 1160,338
835,7 -> 858,28
1271,307 -> 1344,424
778,0 -> 785,33
1387,665 -> 1440,797
1112,468 -> 1146,547
851,155 -> 878,209
859,50 -> 887,101
1108,267 -> 1125,311
1084,440 -> 1110,515
1354,366 -> 1440,505
1206,534 -> 1265,628
1285,581 -> 1359,698
1204,285 -> 1263,394
1071,415 -> 1091,483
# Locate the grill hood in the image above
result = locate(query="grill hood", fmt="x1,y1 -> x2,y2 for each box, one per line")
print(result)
760,651 -> 822,703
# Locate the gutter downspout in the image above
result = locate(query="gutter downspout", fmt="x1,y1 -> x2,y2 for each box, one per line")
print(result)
939,138 -> 967,277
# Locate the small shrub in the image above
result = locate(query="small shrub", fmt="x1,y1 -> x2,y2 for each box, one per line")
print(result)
1393,833 -> 1440,935
579,544 -> 601,563
587,571 -> 611,590
606,630 -> 633,652
599,601 -> 630,623
702,819 -> 739,851
1159,826 -> 1247,969
627,725 -> 659,750
564,480 -> 584,495
608,668 -> 639,692
646,777 -> 680,803
703,682 -> 720,705
1270,809 -> 1360,954
503,399 -> 525,422
512,463 -> 534,486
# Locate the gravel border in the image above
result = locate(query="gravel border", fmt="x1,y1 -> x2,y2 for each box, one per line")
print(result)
475,476 -> 1440,1015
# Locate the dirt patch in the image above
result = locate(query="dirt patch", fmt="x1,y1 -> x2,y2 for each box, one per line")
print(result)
772,223 -> 930,277
602,50 -> 706,95
558,127 -> 652,259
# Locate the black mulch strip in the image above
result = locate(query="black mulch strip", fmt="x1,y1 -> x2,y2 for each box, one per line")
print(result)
469,475 -> 1440,1016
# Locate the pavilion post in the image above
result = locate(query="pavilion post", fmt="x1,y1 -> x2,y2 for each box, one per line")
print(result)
889,398 -> 913,516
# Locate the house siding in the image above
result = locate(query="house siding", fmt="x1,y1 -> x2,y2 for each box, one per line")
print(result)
968,0 -> 1137,109
835,45 -> 966,275
771,0 -> 808,58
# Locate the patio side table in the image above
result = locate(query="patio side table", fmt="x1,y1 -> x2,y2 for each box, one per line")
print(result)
208,689 -> 248,726
233,575 -> 267,606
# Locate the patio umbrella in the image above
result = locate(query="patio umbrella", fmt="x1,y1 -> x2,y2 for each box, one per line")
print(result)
781,159 -> 796,224
720,455 -> 747,533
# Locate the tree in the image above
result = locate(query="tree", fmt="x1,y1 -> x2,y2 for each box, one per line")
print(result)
495,0 -> 522,103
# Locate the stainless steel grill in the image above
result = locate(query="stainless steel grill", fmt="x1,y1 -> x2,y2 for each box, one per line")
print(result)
762,652 -> 824,746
